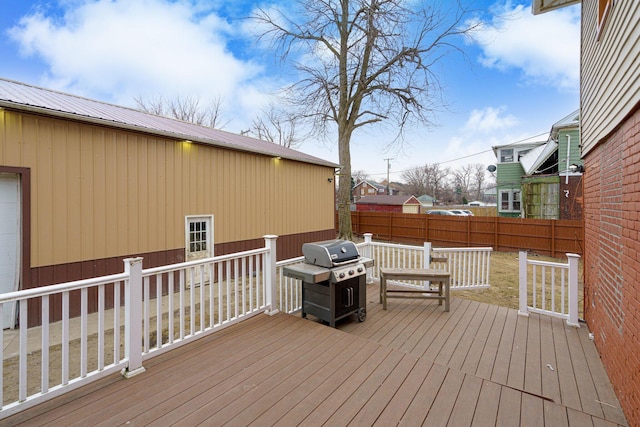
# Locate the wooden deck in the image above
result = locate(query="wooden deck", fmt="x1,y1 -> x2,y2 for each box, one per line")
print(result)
5,283 -> 628,426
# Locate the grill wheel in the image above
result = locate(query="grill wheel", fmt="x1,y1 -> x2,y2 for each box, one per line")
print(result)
357,308 -> 366,322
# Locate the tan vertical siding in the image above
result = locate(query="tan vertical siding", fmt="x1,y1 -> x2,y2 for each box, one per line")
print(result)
581,0 -> 640,154
0,110 -> 335,267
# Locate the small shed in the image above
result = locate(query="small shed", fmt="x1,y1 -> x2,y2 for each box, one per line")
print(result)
356,195 -> 421,213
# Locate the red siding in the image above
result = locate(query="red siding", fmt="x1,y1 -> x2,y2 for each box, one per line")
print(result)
584,107 -> 640,425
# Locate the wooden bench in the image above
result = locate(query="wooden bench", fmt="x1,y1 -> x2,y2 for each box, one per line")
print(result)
379,267 -> 450,312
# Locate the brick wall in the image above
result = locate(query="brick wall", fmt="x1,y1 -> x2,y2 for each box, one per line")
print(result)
559,175 -> 583,220
584,107 -> 640,424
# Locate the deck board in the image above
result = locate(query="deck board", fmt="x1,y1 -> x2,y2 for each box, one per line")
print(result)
524,312 -> 543,396
3,282 -> 629,427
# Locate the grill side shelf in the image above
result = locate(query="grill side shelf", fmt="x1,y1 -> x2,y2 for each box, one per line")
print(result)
282,264 -> 331,283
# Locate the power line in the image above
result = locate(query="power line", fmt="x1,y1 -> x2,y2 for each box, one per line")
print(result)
366,131 -> 549,177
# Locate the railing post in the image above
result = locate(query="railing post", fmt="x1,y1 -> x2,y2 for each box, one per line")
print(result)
423,242 -> 432,267
566,253 -> 581,327
363,233 -> 373,258
264,235 -> 279,315
423,242 -> 432,290
518,251 -> 529,317
123,257 -> 145,378
363,233 -> 374,283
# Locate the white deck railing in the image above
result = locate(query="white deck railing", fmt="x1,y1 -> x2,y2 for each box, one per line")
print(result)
0,233 -> 491,418
0,235 -> 278,419
518,251 -> 581,327
358,234 -> 492,290
275,234 -> 493,312
275,255 -> 304,314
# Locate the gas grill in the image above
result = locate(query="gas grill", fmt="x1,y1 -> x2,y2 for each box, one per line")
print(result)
283,240 -> 373,327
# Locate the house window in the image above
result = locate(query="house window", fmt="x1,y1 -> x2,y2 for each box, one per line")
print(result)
500,190 -> 521,213
500,149 -> 514,163
513,191 -> 521,211
185,215 -> 213,261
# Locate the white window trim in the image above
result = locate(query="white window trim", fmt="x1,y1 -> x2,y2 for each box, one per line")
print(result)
499,190 -> 521,213
185,215 -> 214,261
499,148 -> 514,163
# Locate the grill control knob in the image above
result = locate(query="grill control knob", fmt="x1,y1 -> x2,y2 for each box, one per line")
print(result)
339,272 -> 346,279
349,270 -> 354,276
357,266 -> 363,273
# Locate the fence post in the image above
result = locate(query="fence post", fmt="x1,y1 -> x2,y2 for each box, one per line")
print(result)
566,253 -> 581,327
264,235 -> 279,315
123,257 -> 145,378
518,251 -> 529,317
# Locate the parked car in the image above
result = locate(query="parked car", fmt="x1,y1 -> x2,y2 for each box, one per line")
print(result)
426,210 -> 455,215
461,210 -> 474,216
448,210 -> 469,216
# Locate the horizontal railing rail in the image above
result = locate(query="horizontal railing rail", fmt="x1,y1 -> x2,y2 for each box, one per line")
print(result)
518,250 -> 580,327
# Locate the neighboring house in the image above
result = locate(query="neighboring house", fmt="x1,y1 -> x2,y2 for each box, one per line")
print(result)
0,78 -> 338,328
493,134 -> 548,217
351,180 -> 397,202
492,109 -> 582,219
355,195 -> 421,213
416,194 -> 435,210
534,1 -> 639,425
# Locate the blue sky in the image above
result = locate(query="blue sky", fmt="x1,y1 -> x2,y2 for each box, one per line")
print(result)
0,0 -> 580,182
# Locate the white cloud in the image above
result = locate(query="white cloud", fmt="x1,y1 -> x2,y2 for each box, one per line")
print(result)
466,1 -> 580,91
7,0 -> 273,130
463,106 -> 519,133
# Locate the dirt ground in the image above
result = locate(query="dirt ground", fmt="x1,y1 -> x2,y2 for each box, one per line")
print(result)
3,250 -> 582,406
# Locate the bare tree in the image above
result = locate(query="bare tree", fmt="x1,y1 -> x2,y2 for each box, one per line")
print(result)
472,163 -> 487,201
352,170 -> 369,184
134,95 -> 229,129
424,163 -> 450,203
402,167 -> 429,197
252,0 -> 476,240
452,164 -> 475,203
249,103 -> 303,148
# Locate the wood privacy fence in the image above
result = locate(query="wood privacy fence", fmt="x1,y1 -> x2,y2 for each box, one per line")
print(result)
340,211 -> 583,258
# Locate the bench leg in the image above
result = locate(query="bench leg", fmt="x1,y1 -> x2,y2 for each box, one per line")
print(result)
444,279 -> 450,312
381,275 -> 387,310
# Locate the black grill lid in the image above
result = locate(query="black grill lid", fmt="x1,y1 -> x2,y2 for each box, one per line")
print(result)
302,239 -> 360,268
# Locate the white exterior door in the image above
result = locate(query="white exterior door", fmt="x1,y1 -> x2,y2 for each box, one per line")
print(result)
185,215 -> 214,287
0,174 -> 20,328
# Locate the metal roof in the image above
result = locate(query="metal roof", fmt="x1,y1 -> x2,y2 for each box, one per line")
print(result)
0,78 -> 338,168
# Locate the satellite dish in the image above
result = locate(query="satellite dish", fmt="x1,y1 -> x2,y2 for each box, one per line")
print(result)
487,165 -> 497,172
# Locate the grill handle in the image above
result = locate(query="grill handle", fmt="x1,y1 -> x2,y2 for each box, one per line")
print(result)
331,257 -> 360,267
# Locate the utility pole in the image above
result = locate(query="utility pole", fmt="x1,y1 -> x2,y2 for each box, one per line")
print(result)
384,158 -> 393,195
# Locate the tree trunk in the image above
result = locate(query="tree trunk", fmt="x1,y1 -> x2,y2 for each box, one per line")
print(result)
336,128 -> 353,241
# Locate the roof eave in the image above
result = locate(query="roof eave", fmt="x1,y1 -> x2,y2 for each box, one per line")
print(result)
532,0 -> 581,15
0,101 -> 339,169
